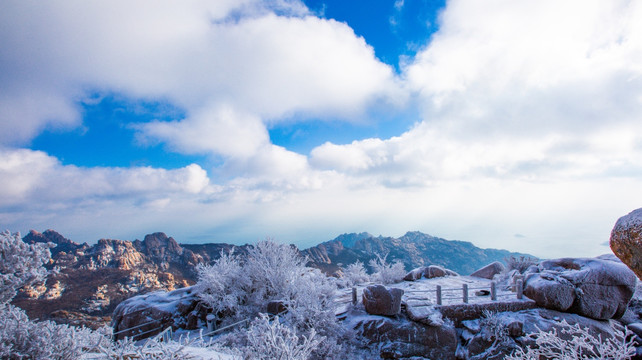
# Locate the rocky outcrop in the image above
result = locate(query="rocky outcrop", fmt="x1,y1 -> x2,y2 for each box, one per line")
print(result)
403,267 -> 425,281
470,261 -> 505,279
523,257 -> 636,320
88,239 -> 146,270
462,308 -> 622,360
349,309 -> 457,360
111,286 -> 206,340
404,265 -> 458,281
22,229 -> 86,256
610,208 -> 642,280
13,231 -> 214,327
424,265 -> 458,278
362,285 -> 404,316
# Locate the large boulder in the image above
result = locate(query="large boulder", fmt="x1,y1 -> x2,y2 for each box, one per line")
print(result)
349,309 -> 457,359
523,257 -> 636,320
470,261 -> 505,279
112,286 -> 206,340
403,267 -> 426,281
462,308 -> 622,360
523,271 -> 576,312
610,208 -> 642,280
424,265 -> 458,279
362,285 -> 404,316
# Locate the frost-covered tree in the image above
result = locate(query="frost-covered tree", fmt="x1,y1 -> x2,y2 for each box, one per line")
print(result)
0,230 -> 115,359
197,239 -> 342,358
0,230 -> 52,305
338,261 -> 370,288
0,304 -> 110,360
506,320 -> 636,360
196,249 -> 250,322
369,252 -> 406,284
243,314 -> 324,360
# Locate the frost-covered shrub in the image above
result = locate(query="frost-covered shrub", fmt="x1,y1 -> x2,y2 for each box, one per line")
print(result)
0,230 -> 52,305
504,255 -> 538,274
369,252 -> 406,284
197,240 -> 337,333
196,250 -> 250,322
242,314 -> 324,360
339,261 -> 370,288
95,330 -> 193,360
506,320 -> 636,360
197,239 -> 343,358
0,304 -> 109,360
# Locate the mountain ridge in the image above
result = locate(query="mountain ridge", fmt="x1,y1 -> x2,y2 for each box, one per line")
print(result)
13,228 -> 531,328
302,230 -> 530,275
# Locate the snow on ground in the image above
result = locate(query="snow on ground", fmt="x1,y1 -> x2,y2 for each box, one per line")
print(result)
335,275 -> 521,316
82,346 -> 239,360
181,346 -> 240,360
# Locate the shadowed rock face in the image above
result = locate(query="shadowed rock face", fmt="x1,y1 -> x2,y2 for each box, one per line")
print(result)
351,309 -> 458,360
611,208 -> 642,280
362,285 -> 403,316
523,257 -> 636,320
470,261 -> 505,279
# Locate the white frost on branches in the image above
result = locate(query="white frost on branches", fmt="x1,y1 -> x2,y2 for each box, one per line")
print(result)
196,239 -> 341,358
196,249 -> 250,322
338,261 -> 370,288
369,252 -> 406,285
507,320 -> 636,360
243,314 -> 324,360
0,230 -> 52,305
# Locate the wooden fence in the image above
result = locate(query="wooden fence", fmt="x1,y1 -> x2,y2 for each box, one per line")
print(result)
352,277 -> 525,306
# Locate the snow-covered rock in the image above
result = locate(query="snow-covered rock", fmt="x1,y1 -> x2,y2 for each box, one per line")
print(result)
362,285 -> 403,316
611,207 -> 642,280
403,267 -> 425,281
463,308 -> 621,360
424,265 -> 458,279
348,309 -> 457,359
523,257 -> 636,320
111,286 -> 206,340
470,261 -> 505,280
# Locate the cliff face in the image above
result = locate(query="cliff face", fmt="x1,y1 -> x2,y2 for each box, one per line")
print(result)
12,230 -> 236,327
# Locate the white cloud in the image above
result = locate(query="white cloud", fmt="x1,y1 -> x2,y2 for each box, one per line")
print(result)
2,0 -> 642,259
0,0 -> 400,164
0,148 -> 211,207
404,0 -> 642,136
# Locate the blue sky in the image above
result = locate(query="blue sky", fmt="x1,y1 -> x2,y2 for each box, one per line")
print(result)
2,0 -> 642,258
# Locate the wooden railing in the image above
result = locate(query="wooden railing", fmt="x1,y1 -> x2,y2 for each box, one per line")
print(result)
352,277 -> 525,306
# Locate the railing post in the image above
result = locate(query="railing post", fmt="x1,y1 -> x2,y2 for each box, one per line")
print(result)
436,285 -> 442,305
352,287 -> 358,305
463,284 -> 469,304
206,314 -> 215,333
516,279 -> 523,300
490,281 -> 497,301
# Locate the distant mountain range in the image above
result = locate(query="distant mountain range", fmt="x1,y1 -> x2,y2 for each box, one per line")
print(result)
13,229 -> 529,328
302,231 -> 529,275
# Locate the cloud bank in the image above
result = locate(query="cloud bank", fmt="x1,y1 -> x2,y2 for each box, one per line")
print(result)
1,0 -> 642,257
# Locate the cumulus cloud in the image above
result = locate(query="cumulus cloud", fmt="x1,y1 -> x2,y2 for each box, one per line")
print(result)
312,0 -> 642,184
405,0 -> 642,136
0,0 -> 400,158
0,148 -> 211,207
